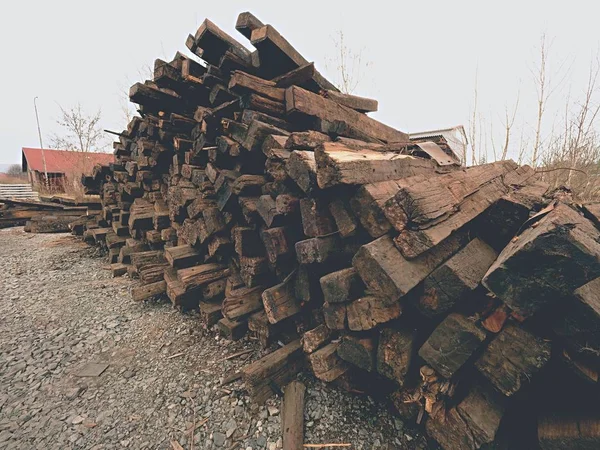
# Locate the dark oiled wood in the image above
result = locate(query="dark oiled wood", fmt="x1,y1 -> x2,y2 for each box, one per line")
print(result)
193,18 -> 252,67
320,268 -> 364,304
164,244 -> 203,269
483,203 -> 600,318
475,323 -> 551,396
200,300 -> 223,327
337,334 -> 376,372
417,238 -> 497,317
242,339 -> 304,404
222,285 -> 265,321
328,198 -> 358,237
390,163 -> 539,258
235,11 -> 265,39
229,71 -> 285,102
350,180 -> 403,238
260,226 -> 296,265
299,198 -> 336,237
250,25 -> 337,91
248,310 -> 287,348
218,317 -> 248,341
426,385 -> 505,450
243,120 -> 290,152
302,324 -> 333,354
272,62 -> 315,88
286,86 -> 408,143
322,302 -> 347,330
321,90 -> 378,113
177,263 -> 230,291
554,277 -> 600,357
346,296 -> 401,331
315,142 -> 434,189
295,236 -> 339,264
419,313 -> 487,379
282,380 -> 306,450
262,272 -> 299,324
377,327 -> 416,387
286,150 -> 318,194
285,131 -> 330,150
538,416 -> 600,450
353,232 -> 468,301
308,342 -> 349,382
132,280 -> 166,302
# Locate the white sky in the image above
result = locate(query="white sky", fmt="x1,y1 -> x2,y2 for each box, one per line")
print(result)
1,0 -> 598,165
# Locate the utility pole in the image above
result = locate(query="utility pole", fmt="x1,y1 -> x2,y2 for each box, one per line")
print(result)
33,97 -> 49,190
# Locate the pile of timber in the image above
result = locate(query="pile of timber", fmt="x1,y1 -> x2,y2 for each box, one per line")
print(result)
0,198 -> 92,232
76,11 -> 600,449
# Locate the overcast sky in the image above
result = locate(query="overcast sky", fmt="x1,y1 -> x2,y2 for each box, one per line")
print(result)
1,0 -> 598,165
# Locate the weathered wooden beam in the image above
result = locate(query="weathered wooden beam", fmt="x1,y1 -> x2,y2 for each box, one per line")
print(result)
242,339 -> 304,404
286,86 -> 408,143
483,203 -> 600,318
315,142 -> 433,189
282,380 -> 306,450
322,90 -> 378,113
353,232 -> 469,301
419,313 -> 487,379
417,238 -> 497,318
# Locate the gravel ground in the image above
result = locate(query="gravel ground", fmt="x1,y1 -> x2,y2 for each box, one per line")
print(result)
0,228 -> 430,450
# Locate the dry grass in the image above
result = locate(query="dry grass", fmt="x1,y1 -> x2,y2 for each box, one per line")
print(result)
0,173 -> 28,184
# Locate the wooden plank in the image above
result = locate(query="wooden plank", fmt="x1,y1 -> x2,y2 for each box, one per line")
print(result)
286,86 -> 408,143
282,380 -> 306,450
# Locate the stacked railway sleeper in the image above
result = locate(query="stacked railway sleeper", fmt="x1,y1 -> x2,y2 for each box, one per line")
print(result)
76,11 -> 600,449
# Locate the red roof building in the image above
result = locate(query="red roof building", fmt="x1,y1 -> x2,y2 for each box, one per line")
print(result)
21,148 -> 114,191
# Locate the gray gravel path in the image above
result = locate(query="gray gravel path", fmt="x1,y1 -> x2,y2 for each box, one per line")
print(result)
0,228 -> 429,450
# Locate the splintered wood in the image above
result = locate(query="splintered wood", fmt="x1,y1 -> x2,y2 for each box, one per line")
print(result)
76,10 -> 600,450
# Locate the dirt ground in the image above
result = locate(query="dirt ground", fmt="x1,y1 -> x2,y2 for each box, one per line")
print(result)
0,228 -> 431,449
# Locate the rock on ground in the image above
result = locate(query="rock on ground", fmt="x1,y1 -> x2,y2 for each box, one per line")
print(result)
0,228 -> 430,449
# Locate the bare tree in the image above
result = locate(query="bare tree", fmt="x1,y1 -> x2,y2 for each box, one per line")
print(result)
530,33 -> 569,167
50,104 -> 106,152
468,69 -> 480,166
500,93 -> 520,161
327,30 -> 372,95
6,164 -> 23,176
540,54 -> 600,200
